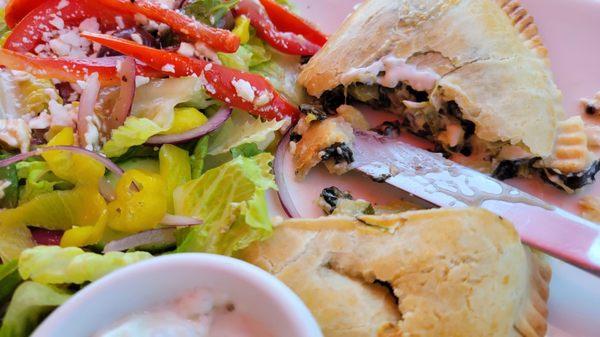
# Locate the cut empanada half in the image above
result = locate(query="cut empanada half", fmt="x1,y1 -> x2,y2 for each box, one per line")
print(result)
292,0 -> 599,191
240,208 -> 551,337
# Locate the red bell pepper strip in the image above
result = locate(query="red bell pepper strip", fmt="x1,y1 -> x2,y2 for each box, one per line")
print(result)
0,48 -> 160,86
81,32 -> 300,122
258,0 -> 327,46
4,0 -> 133,53
234,0 -> 321,56
94,0 -> 240,53
4,0 -> 46,28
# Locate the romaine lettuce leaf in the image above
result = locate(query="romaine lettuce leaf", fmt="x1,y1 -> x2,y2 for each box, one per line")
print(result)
0,223 -> 34,264
190,137 -> 209,179
0,282 -> 72,337
251,52 -> 305,105
0,154 -> 19,208
102,117 -> 164,158
0,260 -> 22,304
208,110 -> 286,155
15,161 -> 61,204
173,153 -> 276,255
132,77 -> 212,129
103,77 -> 214,157
18,246 -> 152,284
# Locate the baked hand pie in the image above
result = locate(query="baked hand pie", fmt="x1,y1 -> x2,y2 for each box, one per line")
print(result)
240,208 -> 551,337
291,0 -> 599,191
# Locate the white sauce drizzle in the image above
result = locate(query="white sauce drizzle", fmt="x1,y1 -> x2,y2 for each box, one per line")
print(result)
341,55 -> 441,92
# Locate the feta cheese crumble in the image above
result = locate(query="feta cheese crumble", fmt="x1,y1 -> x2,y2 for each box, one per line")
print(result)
231,79 -> 255,102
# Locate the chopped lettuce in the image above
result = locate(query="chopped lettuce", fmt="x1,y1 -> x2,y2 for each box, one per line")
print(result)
0,154 -> 19,208
184,0 -> 239,27
103,77 -> 215,157
173,153 -> 276,255
18,246 -> 152,285
230,143 -> 261,158
208,110 -> 286,155
0,282 -> 72,337
0,260 -> 22,304
102,117 -> 164,158
190,137 -> 209,179
251,52 -> 305,105
15,161 -> 67,205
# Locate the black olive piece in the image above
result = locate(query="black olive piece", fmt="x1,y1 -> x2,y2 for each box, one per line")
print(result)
320,186 -> 353,209
459,144 -> 473,157
406,86 -> 429,102
55,82 -> 75,102
585,104 -> 598,115
461,119 -> 476,139
289,132 -> 302,142
372,120 -> 402,137
492,160 -> 522,180
320,142 -> 355,165
97,28 -> 158,57
300,55 -> 312,64
540,160 -> 600,191
432,143 -> 451,159
299,104 -> 330,121
446,101 -> 462,119
320,86 -> 346,113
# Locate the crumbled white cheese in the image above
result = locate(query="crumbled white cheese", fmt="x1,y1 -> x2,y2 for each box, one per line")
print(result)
115,16 -> 125,29
254,90 -> 273,107
177,42 -> 196,58
135,76 -> 151,87
56,0 -> 69,10
194,42 -> 221,64
231,79 -> 255,102
161,64 -> 176,73
49,38 -> 71,56
84,115 -> 101,151
79,17 -> 100,33
0,119 -> 31,153
48,100 -> 76,128
49,16 -> 65,30
28,112 -> 52,129
130,33 -> 144,45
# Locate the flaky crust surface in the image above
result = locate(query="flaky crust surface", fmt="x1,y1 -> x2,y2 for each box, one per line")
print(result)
298,0 -> 563,157
241,208 -> 550,337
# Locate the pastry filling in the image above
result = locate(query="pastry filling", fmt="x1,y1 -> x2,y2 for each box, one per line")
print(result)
293,72 -> 600,191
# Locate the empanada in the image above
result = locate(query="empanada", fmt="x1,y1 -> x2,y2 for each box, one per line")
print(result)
292,0 -> 599,191
240,208 -> 551,337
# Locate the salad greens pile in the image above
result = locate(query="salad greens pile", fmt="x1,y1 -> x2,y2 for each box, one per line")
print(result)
0,0 -> 322,333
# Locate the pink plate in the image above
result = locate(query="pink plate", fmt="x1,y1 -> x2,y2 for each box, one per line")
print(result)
267,0 -> 600,336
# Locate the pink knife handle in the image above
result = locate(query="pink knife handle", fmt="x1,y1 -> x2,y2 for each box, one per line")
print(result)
483,200 -> 600,276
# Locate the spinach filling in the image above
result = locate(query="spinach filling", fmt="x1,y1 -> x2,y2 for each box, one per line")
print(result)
317,82 -> 600,191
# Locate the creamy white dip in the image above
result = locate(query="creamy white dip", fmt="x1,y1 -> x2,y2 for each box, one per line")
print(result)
96,289 -> 274,337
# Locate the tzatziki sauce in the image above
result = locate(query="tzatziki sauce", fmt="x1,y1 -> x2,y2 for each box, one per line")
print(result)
96,288 -> 275,337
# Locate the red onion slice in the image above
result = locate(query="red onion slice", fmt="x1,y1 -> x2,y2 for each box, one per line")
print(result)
160,214 -> 203,226
0,146 -> 124,177
103,228 -> 176,253
30,228 -> 63,246
274,130 -> 302,218
106,57 -> 136,131
146,106 -> 232,144
77,72 -> 101,148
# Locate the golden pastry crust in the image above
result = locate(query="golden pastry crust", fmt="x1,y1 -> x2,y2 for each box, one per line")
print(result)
298,0 -> 562,157
579,196 -> 600,223
546,117 -> 593,174
241,208 -> 550,337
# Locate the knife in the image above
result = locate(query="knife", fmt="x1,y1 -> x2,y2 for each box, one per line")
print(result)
351,131 -> 600,276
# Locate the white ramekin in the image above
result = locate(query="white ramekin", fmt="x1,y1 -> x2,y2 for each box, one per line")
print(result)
32,253 -> 323,337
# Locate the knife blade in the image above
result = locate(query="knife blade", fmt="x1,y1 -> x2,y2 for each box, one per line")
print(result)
351,131 -> 600,276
